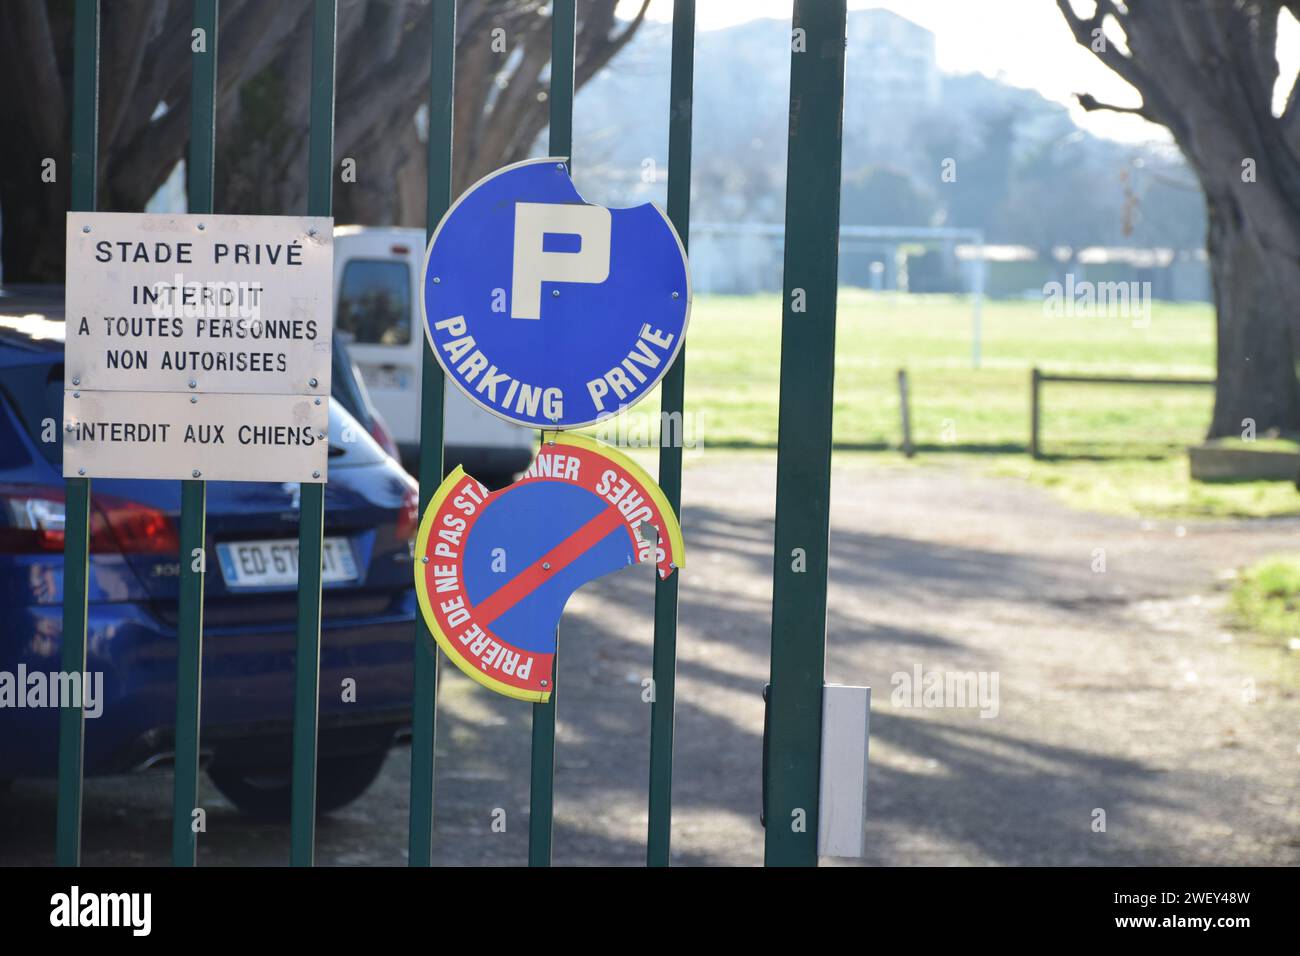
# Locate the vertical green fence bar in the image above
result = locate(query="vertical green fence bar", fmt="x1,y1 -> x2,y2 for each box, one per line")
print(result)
409,0 -> 456,868
646,0 -> 695,868
289,0 -> 336,867
55,0 -> 100,869
763,0 -> 847,868
528,0 -> 575,869
172,0 -> 218,868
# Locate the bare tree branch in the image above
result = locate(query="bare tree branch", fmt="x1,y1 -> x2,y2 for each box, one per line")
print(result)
1073,91 -> 1153,121
0,0 -> 646,280
1055,0 -> 1150,94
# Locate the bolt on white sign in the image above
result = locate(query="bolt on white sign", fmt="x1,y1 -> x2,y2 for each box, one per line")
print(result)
63,212 -> 333,483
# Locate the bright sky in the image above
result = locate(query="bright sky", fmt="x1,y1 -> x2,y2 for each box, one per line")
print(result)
617,0 -> 1300,144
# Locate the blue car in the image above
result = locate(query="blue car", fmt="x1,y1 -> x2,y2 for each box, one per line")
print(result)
0,289 -> 419,817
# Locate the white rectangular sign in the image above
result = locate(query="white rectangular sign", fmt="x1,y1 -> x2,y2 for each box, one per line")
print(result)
63,391 -> 329,483
817,684 -> 870,859
63,211 -> 333,483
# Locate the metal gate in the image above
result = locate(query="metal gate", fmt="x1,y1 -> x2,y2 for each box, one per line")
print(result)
52,0 -> 847,868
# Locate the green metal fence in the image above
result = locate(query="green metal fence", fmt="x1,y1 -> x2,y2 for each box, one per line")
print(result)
52,0 -> 847,868
172,0 -> 218,868
55,0 -> 100,868
409,0 -> 456,873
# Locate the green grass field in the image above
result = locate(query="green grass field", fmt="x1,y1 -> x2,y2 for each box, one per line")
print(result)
685,289 -> 1215,451
632,290 -> 1300,519
1231,556 -> 1300,643
1228,556 -> 1300,687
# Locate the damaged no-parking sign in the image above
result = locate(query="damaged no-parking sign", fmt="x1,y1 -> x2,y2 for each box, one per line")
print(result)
413,433 -> 684,702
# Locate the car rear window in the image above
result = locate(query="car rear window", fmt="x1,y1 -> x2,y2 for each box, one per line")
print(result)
0,362 -> 64,467
337,259 -> 411,346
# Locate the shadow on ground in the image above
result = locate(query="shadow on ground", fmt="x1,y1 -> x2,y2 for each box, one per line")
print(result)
2,464 -> 1295,865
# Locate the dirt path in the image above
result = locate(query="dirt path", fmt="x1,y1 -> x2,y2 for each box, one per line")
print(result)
3,453 -> 1297,865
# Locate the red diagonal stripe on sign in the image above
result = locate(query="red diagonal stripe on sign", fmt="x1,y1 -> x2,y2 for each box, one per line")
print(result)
471,506 -> 628,626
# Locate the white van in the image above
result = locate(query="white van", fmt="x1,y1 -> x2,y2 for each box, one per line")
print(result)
333,226 -> 535,484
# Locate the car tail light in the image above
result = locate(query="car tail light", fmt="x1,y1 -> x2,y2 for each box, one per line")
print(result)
0,486 -> 65,552
0,484 -> 178,555
367,411 -> 401,461
397,484 -> 420,550
94,498 -> 180,554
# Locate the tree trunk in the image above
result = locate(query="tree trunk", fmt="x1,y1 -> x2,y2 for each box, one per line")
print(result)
0,0 -> 72,283
0,117 -> 68,284
1205,189 -> 1300,438
333,105 -> 424,227
1177,99 -> 1300,440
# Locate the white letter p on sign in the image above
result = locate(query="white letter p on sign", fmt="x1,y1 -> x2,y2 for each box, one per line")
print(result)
511,202 -> 611,320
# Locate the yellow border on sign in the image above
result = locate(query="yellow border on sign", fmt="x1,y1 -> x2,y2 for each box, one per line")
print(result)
543,431 -> 686,570
413,466 -> 550,703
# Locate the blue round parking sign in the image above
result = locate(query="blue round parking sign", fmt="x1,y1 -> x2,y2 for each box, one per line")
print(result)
422,158 -> 691,429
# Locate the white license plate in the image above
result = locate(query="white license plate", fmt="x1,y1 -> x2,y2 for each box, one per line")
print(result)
218,538 -> 359,588
362,365 -> 409,390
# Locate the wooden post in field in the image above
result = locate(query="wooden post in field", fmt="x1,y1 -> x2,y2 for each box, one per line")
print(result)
1030,367 -> 1042,459
898,368 -> 914,458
